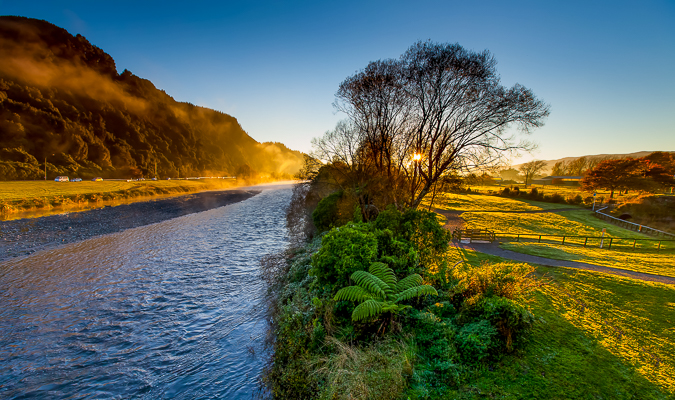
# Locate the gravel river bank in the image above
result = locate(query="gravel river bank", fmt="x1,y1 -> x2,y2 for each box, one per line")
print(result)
0,189 -> 260,262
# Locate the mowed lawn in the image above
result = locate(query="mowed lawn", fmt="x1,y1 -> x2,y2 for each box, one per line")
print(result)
502,242 -> 675,277
444,246 -> 675,398
463,209 -> 650,239
431,192 -> 578,212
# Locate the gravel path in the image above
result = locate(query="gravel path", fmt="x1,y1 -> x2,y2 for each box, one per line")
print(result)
455,241 -> 675,285
0,189 -> 260,263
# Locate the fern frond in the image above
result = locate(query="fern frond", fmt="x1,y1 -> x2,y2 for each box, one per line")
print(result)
351,270 -> 387,299
334,286 -> 373,303
351,299 -> 384,321
394,274 -> 424,294
395,285 -> 438,302
368,262 -> 397,290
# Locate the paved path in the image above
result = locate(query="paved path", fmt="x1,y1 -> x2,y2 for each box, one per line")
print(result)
455,241 -> 675,285
433,206 -> 675,285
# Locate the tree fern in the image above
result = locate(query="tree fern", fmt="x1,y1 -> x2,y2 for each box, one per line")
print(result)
350,270 -> 387,299
334,286 -> 374,303
334,262 -> 438,323
352,299 -> 384,321
368,262 -> 397,290
394,274 -> 423,293
396,285 -> 438,302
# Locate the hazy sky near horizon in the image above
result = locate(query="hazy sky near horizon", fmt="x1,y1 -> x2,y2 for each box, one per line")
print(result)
1,0 -> 673,163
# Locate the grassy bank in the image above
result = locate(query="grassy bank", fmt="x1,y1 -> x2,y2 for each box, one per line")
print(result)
0,178 -> 262,216
449,266 -> 675,399
268,236 -> 675,398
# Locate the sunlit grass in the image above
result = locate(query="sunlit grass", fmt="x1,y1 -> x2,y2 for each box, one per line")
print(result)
535,266 -> 675,394
429,192 -> 576,212
463,210 -> 651,240
0,179 -> 241,214
439,246 -> 675,398
502,242 -> 675,276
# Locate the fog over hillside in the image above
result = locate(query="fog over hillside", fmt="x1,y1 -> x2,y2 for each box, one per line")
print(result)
0,16 -> 304,180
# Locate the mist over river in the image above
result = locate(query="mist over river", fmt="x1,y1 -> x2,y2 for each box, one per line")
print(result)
0,184 -> 293,399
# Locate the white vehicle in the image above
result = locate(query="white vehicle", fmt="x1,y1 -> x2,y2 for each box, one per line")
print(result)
55,176 -> 69,182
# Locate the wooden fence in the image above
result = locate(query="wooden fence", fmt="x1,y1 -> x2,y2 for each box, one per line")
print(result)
595,207 -> 675,238
493,232 -> 675,251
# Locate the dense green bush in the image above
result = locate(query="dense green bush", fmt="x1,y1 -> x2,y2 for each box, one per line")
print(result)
310,222 -> 378,290
312,190 -> 343,232
455,320 -> 497,362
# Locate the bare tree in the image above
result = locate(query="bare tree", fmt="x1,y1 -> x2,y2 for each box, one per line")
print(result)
519,160 -> 547,187
402,42 -> 550,207
317,41 -> 550,209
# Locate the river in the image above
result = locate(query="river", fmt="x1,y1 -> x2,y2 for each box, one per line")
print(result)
0,185 -> 292,399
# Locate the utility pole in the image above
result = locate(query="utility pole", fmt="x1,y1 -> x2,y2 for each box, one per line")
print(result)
44,157 -> 47,180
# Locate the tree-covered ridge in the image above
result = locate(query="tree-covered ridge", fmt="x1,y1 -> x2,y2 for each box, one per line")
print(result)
0,16 -> 303,179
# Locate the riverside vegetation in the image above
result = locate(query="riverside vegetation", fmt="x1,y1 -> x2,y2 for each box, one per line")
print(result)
263,184 -> 675,399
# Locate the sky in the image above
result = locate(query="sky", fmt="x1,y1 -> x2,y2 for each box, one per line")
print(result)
1,0 -> 674,163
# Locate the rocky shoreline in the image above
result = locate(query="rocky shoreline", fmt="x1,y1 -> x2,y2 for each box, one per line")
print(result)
0,189 -> 260,263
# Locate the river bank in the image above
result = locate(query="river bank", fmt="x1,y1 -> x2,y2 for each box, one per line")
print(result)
0,178 -> 292,218
0,189 -> 259,262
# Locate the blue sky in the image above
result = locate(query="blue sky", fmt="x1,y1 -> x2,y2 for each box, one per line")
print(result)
2,0 -> 674,163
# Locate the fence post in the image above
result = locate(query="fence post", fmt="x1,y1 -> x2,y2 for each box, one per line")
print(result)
517,234 -> 520,242
584,237 -> 588,247
562,236 -> 566,245
608,238 -> 613,250
658,241 -> 662,250
538,235 -> 541,243
633,239 -> 637,250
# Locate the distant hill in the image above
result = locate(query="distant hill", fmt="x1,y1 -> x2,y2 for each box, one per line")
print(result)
0,16 -> 304,180
513,151 -> 675,174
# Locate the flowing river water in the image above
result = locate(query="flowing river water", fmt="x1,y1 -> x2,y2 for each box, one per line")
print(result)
0,185 -> 293,399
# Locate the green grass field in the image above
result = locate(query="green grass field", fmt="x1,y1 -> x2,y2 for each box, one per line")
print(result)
443,246 -> 675,398
430,192 -> 578,212
502,242 -> 675,277
463,210 -> 650,239
0,178 -> 242,214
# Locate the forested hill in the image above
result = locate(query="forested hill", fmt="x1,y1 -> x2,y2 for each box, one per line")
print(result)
0,16 -> 304,180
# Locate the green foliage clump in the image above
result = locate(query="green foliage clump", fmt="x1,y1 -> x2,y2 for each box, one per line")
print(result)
312,190 -> 343,232
310,222 -> 378,290
455,320 -> 497,362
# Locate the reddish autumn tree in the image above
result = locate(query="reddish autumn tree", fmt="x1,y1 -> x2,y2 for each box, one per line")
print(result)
582,158 -> 642,198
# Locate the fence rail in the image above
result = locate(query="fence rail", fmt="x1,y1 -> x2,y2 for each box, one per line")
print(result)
595,207 -> 675,238
493,232 -> 675,251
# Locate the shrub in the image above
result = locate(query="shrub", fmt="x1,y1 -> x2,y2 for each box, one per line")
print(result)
454,262 -> 536,302
310,222 -> 378,290
550,193 -> 565,203
312,191 -> 343,232
476,296 -> 534,351
454,320 -> 497,363
529,187 -> 539,198
567,194 -> 583,205
501,187 -> 511,196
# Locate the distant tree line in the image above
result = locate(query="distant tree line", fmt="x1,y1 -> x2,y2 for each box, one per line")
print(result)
582,152 -> 675,198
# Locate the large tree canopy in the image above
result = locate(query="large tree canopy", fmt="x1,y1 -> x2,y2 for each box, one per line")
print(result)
319,41 -> 550,209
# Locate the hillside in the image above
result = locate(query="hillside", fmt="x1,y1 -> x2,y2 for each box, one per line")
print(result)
0,16 -> 304,180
